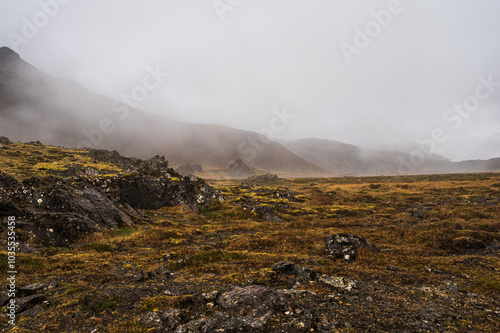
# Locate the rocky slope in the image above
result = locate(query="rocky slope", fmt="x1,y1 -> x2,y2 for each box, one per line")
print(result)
0,138 -> 222,246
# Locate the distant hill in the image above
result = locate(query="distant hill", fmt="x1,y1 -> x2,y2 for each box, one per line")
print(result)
281,138 -> 500,175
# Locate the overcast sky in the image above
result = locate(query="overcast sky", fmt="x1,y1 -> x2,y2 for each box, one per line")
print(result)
1,0 -> 499,161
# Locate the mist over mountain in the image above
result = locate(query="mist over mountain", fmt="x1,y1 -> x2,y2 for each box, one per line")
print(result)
0,47 -> 328,177
1,47 -> 499,177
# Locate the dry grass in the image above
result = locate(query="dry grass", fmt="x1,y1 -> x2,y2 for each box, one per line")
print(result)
0,142 -> 499,331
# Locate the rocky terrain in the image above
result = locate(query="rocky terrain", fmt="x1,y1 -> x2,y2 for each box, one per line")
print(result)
0,139 -> 499,332
0,138 -> 222,247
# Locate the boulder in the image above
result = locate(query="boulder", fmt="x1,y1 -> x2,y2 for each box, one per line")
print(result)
272,261 -> 317,281
0,136 -> 12,145
217,285 -> 287,320
325,233 -> 377,262
140,308 -> 181,331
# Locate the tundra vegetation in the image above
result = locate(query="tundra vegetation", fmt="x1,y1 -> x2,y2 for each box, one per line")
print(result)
0,140 -> 498,332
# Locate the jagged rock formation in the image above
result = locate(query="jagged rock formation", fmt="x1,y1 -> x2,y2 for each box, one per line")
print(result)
226,158 -> 255,178
175,163 -> 203,176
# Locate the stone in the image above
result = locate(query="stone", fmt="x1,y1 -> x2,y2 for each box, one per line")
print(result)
272,261 -> 317,281
324,233 -> 377,262
318,276 -> 357,291
217,285 -> 287,320
19,283 -> 49,296
140,309 -> 181,330
15,294 -> 46,313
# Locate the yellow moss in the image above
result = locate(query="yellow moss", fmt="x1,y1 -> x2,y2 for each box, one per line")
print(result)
34,161 -> 69,172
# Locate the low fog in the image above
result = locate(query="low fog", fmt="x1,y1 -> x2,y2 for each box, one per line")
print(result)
1,0 -> 499,162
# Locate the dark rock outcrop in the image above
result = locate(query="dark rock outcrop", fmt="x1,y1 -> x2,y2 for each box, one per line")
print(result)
0,136 -> 12,145
88,149 -> 170,176
272,261 -> 317,281
325,233 -> 377,262
0,148 -> 223,246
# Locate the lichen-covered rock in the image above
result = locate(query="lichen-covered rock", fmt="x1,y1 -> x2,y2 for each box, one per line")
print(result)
141,309 -> 181,331
318,276 -> 357,291
217,285 -> 287,321
325,233 -> 377,262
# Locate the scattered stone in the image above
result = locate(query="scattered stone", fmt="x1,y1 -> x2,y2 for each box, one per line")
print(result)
140,308 -> 181,330
19,283 -> 49,296
272,261 -> 317,281
15,294 -> 46,313
324,233 -> 377,262
444,282 -> 459,294
201,291 -> 218,302
174,254 -> 193,266
251,205 -> 285,222
175,312 -> 265,333
246,174 -> 279,182
408,204 -> 433,219
387,265 -> 404,272
283,308 -> 315,332
318,276 -> 357,291
425,266 -> 445,275
156,265 -> 173,276
217,285 -> 287,320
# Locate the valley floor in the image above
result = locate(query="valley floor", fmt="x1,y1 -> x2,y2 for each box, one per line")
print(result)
1,172 -> 499,332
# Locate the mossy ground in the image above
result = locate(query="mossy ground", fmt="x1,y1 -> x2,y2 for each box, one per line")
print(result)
0,143 -> 499,332
0,142 -> 122,180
